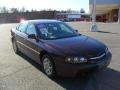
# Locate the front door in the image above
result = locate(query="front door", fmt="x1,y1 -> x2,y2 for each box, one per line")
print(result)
24,23 -> 40,63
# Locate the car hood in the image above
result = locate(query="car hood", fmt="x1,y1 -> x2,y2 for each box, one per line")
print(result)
42,35 -> 106,57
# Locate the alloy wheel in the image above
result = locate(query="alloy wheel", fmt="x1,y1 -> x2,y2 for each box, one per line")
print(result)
43,57 -> 53,76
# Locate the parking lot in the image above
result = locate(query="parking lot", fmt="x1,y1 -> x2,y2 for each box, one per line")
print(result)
0,22 -> 120,90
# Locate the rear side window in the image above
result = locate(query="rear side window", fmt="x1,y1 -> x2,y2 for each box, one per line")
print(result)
17,23 -> 28,33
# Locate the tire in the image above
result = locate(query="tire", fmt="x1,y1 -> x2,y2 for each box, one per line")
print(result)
12,39 -> 19,54
42,55 -> 56,78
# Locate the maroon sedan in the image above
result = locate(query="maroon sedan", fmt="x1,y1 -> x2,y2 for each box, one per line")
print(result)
11,19 -> 112,78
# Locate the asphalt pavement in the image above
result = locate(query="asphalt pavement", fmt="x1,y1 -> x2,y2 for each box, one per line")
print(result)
0,22 -> 120,90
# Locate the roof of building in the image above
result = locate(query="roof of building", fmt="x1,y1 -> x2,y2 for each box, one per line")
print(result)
89,0 -> 120,5
89,0 -> 120,15
56,13 -> 88,15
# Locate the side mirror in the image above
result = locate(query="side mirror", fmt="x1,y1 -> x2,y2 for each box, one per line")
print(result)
28,34 -> 36,39
28,34 -> 39,42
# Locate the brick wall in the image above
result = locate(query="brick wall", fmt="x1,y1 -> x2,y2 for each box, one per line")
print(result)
0,11 -> 56,23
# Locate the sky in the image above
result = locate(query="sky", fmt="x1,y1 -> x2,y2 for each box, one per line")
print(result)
0,0 -> 89,13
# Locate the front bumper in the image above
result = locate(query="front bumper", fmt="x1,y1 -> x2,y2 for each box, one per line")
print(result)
54,52 -> 112,77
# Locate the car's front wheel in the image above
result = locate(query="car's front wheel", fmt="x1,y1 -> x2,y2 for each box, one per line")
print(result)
42,55 -> 56,78
12,39 -> 19,54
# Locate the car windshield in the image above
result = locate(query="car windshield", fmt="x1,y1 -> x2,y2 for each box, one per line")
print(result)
36,22 -> 79,40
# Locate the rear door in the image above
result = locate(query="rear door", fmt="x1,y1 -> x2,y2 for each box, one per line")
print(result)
15,23 -> 28,54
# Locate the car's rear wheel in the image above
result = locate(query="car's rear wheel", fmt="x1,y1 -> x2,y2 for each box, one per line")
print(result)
42,55 -> 56,78
12,40 -> 19,54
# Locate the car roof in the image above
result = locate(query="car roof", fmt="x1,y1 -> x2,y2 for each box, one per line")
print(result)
21,19 -> 62,24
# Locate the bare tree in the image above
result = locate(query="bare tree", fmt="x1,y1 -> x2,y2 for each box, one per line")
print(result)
20,7 -> 25,12
10,8 -> 19,13
67,8 -> 72,13
0,7 -> 8,13
80,8 -> 85,13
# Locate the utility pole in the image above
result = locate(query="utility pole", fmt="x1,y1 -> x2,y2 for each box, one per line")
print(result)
91,0 -> 98,32
118,7 -> 120,24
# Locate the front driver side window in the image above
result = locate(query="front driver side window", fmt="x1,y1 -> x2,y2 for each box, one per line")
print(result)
26,24 -> 37,35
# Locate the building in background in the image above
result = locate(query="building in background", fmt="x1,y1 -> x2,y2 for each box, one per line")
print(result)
56,13 -> 90,22
89,0 -> 120,22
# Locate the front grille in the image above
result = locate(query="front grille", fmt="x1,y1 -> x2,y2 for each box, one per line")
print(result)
89,53 -> 106,63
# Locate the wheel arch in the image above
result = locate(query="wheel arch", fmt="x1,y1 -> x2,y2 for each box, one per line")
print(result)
40,50 -> 49,63
39,50 -> 55,63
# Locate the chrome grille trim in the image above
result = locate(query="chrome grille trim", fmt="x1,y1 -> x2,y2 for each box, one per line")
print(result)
90,53 -> 105,60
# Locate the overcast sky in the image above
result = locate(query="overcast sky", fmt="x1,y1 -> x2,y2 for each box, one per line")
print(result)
0,0 -> 89,13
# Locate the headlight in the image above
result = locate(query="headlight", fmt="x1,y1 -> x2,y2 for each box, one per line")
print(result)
66,57 -> 87,63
